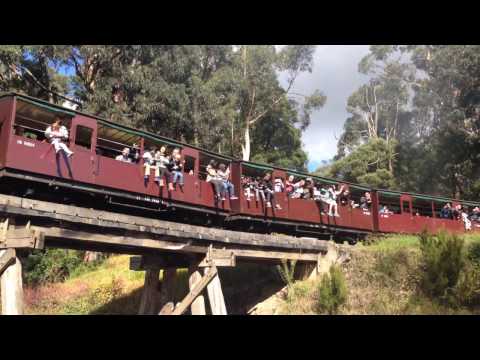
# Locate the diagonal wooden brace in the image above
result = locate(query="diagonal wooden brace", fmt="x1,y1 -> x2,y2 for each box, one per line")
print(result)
0,248 -> 16,276
171,265 -> 218,315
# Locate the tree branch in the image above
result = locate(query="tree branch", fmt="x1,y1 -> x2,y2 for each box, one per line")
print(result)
20,65 -> 81,106
70,54 -> 85,83
249,95 -> 283,125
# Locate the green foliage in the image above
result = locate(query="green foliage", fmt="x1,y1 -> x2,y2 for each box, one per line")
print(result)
375,249 -> 412,284
419,231 -> 467,304
285,280 -> 312,306
61,278 -> 125,315
328,138 -> 397,188
315,265 -> 347,314
0,45 -> 323,170
333,45 -> 480,200
467,242 -> 480,266
453,262 -> 480,307
23,249 -> 102,285
276,259 -> 297,288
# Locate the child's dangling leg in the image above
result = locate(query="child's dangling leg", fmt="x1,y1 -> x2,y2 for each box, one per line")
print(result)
154,166 -> 161,184
144,164 -> 150,186
177,171 -> 184,192
166,171 -> 173,191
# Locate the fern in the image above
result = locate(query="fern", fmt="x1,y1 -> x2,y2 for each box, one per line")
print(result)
276,259 -> 297,287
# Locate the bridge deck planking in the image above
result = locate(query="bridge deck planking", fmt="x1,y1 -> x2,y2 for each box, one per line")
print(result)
0,194 -> 329,262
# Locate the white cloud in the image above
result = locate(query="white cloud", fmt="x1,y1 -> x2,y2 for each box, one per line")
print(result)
278,45 -> 371,168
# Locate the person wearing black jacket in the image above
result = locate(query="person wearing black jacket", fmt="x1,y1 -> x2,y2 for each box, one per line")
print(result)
169,153 -> 184,190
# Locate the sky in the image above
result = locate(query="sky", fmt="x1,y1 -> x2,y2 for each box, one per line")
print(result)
279,45 -> 371,172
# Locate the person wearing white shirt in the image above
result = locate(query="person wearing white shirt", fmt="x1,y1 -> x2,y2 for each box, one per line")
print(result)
142,147 -> 155,181
154,145 -> 172,188
115,147 -> 132,163
45,118 -> 74,157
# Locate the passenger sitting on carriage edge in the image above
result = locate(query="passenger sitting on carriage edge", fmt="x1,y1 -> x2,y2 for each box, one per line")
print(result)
206,160 -> 226,200
169,153 -> 184,190
292,179 -> 305,199
285,175 -> 295,197
274,177 -> 284,193
303,178 -> 314,200
154,146 -> 171,188
116,147 -> 132,163
264,173 -> 281,209
45,118 -> 74,158
241,176 -> 253,201
254,176 -> 266,202
327,184 -> 344,217
142,146 -> 156,183
217,163 -> 238,200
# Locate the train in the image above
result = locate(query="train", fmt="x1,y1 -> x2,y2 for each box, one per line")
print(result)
0,92 -> 478,245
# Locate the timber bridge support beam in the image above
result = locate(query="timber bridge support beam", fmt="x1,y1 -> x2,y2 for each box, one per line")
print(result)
0,194 -> 347,315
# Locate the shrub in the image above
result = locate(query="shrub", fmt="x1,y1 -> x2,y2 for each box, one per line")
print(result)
286,280 -> 311,304
315,265 -> 347,314
276,259 -> 297,288
23,249 -> 104,286
467,242 -> 480,266
419,230 -> 467,304
454,263 -> 480,306
375,249 -> 409,280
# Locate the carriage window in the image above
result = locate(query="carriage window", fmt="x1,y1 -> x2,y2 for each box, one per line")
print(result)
376,192 -> 401,214
96,124 -> 141,161
14,99 -> 73,142
75,126 -> 93,150
412,198 -> 434,217
402,201 -> 411,213
199,153 -> 231,181
184,155 -> 195,174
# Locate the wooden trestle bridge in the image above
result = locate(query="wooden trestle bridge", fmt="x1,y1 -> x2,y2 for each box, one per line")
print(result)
0,194 -> 345,315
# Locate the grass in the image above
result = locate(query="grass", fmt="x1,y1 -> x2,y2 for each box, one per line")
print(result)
362,232 -> 480,253
361,234 -> 420,252
278,232 -> 480,315
24,255 -> 192,315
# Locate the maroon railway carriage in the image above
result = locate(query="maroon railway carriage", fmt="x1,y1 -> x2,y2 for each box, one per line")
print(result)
0,93 -> 477,243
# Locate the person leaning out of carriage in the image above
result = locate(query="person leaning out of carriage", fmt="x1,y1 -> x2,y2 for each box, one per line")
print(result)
45,117 -> 74,158
169,152 -> 185,191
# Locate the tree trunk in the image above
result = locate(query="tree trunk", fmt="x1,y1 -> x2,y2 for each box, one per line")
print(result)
242,121 -> 251,161
83,251 -> 99,263
192,97 -> 200,147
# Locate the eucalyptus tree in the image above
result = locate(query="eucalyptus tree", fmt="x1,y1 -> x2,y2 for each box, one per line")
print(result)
233,45 -> 326,161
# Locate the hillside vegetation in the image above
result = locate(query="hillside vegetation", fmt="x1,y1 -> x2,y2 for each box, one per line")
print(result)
18,232 -> 480,315
22,254 -> 282,315
276,232 -> 480,315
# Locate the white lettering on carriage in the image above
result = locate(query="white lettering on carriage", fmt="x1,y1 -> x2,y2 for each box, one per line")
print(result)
16,140 -> 35,148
